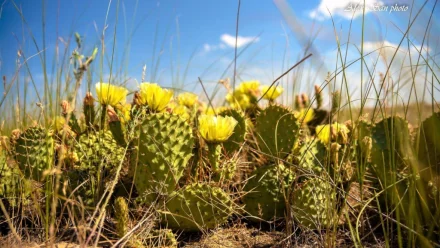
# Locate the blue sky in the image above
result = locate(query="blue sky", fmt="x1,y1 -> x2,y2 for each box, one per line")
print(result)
0,0 -> 439,109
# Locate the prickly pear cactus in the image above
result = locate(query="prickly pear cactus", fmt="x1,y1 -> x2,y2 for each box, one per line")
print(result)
427,176 -> 439,209
0,151 -> 17,198
162,183 -> 233,231
292,177 -> 337,229
331,91 -> 341,115
83,92 -> 95,129
293,139 -> 326,176
60,173 -> 86,207
357,119 -> 372,146
1,149 -> 31,208
218,108 -> 247,154
307,109 -> 329,135
368,116 -> 419,217
0,151 -> 7,218
212,159 -> 236,182
370,116 -> 414,183
356,119 -> 373,164
132,113 -> 194,202
73,130 -> 125,172
417,112 -> 440,175
114,197 -> 129,238
294,138 -> 355,189
67,131 -> 125,206
144,229 -> 177,248
242,164 -> 295,222
255,105 -> 299,159
14,126 -> 54,181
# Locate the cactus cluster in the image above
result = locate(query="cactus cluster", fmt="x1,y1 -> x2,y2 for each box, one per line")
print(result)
1,63 -> 439,247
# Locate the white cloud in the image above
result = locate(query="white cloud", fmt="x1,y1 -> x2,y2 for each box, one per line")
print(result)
309,0 -> 384,21
362,40 -> 431,61
203,44 -> 212,52
202,43 -> 226,53
220,34 -> 260,48
201,34 -> 259,54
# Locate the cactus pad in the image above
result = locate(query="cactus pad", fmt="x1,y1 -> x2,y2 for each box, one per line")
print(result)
133,113 -> 194,202
293,139 -> 326,176
1,150 -> 31,208
255,105 -> 299,159
292,177 -> 337,229
162,183 -> 233,231
242,164 -> 295,222
114,197 -> 129,238
144,229 -> 177,248
370,116 -> 414,181
0,152 -> 19,199
69,131 -> 125,206
14,126 -> 54,181
368,116 -> 417,213
417,112 -> 440,174
73,130 -> 125,172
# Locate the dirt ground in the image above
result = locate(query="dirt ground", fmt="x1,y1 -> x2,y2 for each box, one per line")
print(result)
0,225 -> 388,248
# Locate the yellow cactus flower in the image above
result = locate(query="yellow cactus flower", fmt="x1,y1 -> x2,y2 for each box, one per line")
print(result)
173,105 -> 190,119
294,108 -> 314,125
0,136 -> 10,153
316,122 -> 350,145
53,116 -> 66,131
261,85 -> 283,100
177,92 -> 198,108
216,106 -> 228,114
237,81 -> 260,95
198,115 -> 238,143
95,82 -> 128,107
205,107 -> 216,116
52,116 -> 75,137
115,103 -> 131,123
225,91 -> 251,110
205,106 -> 228,116
138,83 -> 174,112
167,100 -> 177,109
